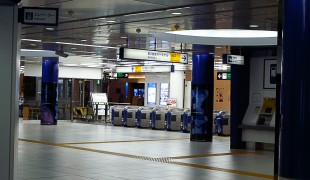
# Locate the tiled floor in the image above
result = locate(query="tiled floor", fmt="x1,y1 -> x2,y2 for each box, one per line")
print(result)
18,120 -> 274,180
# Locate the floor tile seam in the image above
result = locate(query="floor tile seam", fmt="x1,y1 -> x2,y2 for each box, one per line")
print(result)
19,138 -> 273,179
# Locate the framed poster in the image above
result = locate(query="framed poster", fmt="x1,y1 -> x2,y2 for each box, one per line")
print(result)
264,59 -> 277,89
160,83 -> 169,105
147,83 -> 156,105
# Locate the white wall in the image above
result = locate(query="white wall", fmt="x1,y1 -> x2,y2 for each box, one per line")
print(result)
24,64 -> 102,79
184,81 -> 192,109
170,71 -> 184,108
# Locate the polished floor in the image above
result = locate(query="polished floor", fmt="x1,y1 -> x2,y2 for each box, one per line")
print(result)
18,120 -> 274,180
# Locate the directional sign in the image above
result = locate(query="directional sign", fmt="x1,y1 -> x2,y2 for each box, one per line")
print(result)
117,73 -> 129,78
222,54 -> 244,65
19,7 -> 59,26
217,72 -> 231,80
116,66 -> 172,73
119,48 -> 188,63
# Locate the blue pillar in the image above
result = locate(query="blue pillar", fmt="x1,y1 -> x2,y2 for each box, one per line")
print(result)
41,45 -> 59,125
279,0 -> 310,179
190,53 -> 214,141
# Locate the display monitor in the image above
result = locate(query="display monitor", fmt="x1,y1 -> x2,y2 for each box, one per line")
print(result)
147,83 -> 156,105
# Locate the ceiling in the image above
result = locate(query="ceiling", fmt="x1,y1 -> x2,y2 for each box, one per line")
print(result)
20,0 -> 279,71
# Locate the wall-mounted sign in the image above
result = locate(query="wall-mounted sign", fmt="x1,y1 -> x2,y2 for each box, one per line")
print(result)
217,72 -> 231,80
116,66 -> 172,73
19,7 -> 59,26
119,48 -> 188,63
223,54 -> 244,65
166,98 -> 177,108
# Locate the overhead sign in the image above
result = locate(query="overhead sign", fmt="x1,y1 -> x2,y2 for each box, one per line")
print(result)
119,48 -> 188,63
117,73 -> 128,78
116,66 -> 172,73
217,72 -> 231,80
19,7 -> 59,26
223,54 -> 244,65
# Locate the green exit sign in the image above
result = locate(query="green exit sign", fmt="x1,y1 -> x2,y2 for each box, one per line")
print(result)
217,72 -> 231,80
117,73 -> 129,78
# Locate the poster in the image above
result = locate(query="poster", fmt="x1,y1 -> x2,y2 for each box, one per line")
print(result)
167,98 -> 177,108
160,83 -> 169,105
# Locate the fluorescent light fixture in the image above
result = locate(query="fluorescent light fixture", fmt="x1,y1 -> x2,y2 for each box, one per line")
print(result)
171,12 -> 182,15
250,24 -> 259,28
54,41 -> 118,49
62,64 -> 78,66
215,46 -> 222,49
21,39 -> 42,42
46,27 -> 54,31
106,20 -> 116,23
154,29 -> 277,46
30,43 -> 37,46
71,47 -> 77,50
81,39 -> 87,42
120,36 -> 128,39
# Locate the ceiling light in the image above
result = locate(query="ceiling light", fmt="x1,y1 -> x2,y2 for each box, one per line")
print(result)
54,41 -> 118,49
81,39 -> 87,42
154,29 -> 277,46
21,39 -> 42,42
71,47 -> 77,50
250,24 -> 259,28
46,27 -> 54,31
30,43 -> 37,46
215,46 -> 222,49
172,12 -> 182,15
120,36 -> 128,39
107,20 -> 116,23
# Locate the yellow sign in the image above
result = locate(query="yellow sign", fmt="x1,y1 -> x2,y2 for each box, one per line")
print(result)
170,53 -> 181,63
260,98 -> 276,114
134,66 -> 142,72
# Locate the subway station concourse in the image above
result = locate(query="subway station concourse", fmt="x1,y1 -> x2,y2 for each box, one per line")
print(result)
1,0 -> 310,180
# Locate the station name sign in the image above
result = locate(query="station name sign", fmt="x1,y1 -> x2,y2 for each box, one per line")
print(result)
19,7 -> 59,26
116,66 -> 173,73
222,54 -> 244,65
119,48 -> 188,63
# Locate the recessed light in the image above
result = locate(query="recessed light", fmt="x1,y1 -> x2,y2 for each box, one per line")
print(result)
107,20 -> 116,23
172,12 -> 182,15
250,24 -> 259,28
81,39 -> 87,42
46,27 -> 54,31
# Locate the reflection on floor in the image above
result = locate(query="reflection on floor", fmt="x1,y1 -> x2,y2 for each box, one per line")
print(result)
18,120 -> 274,180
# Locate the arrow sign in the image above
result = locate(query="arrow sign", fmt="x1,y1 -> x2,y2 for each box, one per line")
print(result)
182,55 -> 187,62
218,73 -> 222,79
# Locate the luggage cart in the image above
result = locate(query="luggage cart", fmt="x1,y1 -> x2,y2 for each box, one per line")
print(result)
151,107 -> 168,130
166,108 -> 185,131
111,106 -> 126,126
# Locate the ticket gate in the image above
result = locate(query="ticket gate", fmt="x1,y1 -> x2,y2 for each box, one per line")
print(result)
166,108 -> 186,131
214,110 -> 230,136
123,106 -> 140,127
111,106 -> 125,126
136,107 -> 153,128
182,109 -> 191,133
151,107 -> 168,130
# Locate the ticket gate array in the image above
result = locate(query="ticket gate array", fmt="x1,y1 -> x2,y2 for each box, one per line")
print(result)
110,105 -> 191,133
213,110 -> 230,136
